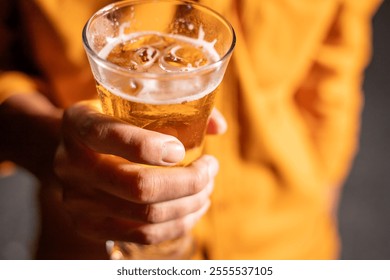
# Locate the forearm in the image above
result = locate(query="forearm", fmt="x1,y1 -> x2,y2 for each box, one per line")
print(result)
0,92 -> 62,179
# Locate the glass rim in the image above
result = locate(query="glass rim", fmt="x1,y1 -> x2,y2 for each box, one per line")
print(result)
82,0 -> 236,79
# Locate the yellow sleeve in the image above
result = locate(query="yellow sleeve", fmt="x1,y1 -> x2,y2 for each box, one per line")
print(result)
0,72 -> 38,104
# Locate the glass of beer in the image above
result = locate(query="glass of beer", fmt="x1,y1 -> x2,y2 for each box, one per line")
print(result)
82,0 -> 235,259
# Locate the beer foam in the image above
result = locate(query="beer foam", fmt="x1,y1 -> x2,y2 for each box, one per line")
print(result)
97,26 -> 222,105
99,26 -> 220,63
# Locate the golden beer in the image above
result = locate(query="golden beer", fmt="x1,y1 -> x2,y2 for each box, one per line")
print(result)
96,32 -> 220,166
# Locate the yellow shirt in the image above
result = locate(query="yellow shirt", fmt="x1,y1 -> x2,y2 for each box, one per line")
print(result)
0,0 -> 381,259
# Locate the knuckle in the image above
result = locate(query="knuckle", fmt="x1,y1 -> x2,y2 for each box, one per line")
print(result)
143,204 -> 164,223
80,114 -> 103,142
137,137 -> 152,160
134,227 -> 159,245
134,135 -> 162,164
132,169 -> 160,203
67,104 -> 106,142
172,219 -> 187,237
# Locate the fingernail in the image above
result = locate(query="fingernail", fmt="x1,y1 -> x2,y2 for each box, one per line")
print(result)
162,141 -> 185,164
198,200 -> 211,218
189,201 -> 210,226
215,112 -> 227,134
205,155 -> 219,178
206,181 -> 215,195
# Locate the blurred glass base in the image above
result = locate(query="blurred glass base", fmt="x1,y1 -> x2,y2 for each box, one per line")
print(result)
0,167 -> 39,259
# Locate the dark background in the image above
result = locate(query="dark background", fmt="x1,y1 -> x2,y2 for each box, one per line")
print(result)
0,2 -> 389,259
338,1 -> 390,259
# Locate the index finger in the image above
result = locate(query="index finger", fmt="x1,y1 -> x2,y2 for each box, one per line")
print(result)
93,155 -> 219,203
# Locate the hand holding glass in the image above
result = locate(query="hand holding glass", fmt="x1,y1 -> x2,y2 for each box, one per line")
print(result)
83,0 -> 235,259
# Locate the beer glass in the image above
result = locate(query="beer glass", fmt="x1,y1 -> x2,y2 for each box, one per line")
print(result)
82,0 -> 235,259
